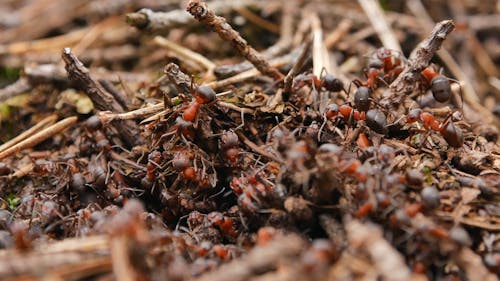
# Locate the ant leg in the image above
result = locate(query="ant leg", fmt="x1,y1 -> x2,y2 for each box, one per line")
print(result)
343,80 -> 354,97
438,112 -> 454,131
180,134 -> 192,148
189,75 -> 196,97
412,129 -> 431,152
319,66 -> 328,80
376,76 -> 390,87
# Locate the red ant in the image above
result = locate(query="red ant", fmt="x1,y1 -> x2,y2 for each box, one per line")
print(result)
256,226 -> 278,246
326,103 -> 366,123
354,48 -> 405,90
369,48 -> 404,77
302,239 -> 335,272
67,158 -> 86,193
231,168 -> 278,213
207,211 -> 238,238
407,108 -> 463,148
182,85 -> 216,122
420,66 -> 456,103
326,103 -> 388,135
167,84 -> 216,139
219,130 -> 240,165
293,69 -> 345,93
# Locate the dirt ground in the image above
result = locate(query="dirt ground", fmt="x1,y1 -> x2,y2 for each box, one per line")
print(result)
0,0 -> 499,280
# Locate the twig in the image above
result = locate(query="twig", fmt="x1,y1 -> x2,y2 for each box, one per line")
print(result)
109,151 -> 147,172
0,235 -> 110,280
62,48 -> 142,146
0,78 -> 31,103
98,103 -> 165,123
0,114 -> 57,153
234,7 -> 280,34
283,38 -> 312,95
389,20 -> 455,95
62,48 -> 126,113
357,0 -> 402,52
0,116 -> 77,161
218,101 -> 255,114
454,248 -> 498,281
212,1 -> 297,79
164,62 -> 194,95
8,163 -> 35,179
346,220 -> 413,281
98,79 -> 130,111
0,0 -> 87,44
310,12 -> 331,77
154,36 -> 216,71
0,28 -> 90,55
126,1 -> 258,33
208,49 -> 300,90
213,46 -> 300,79
193,234 -> 305,281
324,19 -> 353,50
258,0 -> 296,58
187,0 -> 283,81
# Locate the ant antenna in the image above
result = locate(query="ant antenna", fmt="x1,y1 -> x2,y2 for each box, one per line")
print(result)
449,78 -> 464,112
189,74 -> 197,97
319,66 -> 328,79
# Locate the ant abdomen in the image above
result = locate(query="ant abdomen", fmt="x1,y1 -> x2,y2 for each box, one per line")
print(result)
366,109 -> 387,134
323,74 -> 344,92
431,76 -> 452,102
440,122 -> 463,148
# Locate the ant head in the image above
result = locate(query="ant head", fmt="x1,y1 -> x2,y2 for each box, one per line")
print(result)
220,130 -> 239,149
376,48 -> 392,59
367,57 -> 384,69
407,108 -> 422,123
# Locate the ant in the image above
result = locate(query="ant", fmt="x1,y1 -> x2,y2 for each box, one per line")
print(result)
165,84 -> 216,139
420,66 -> 457,103
207,211 -> 238,238
219,130 -> 240,165
326,103 -> 366,123
182,85 -> 216,122
406,108 -> 463,148
368,48 -> 405,77
326,103 -> 388,135
67,158 -> 86,194
293,68 -> 345,93
353,48 -> 405,90
365,108 -> 388,135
